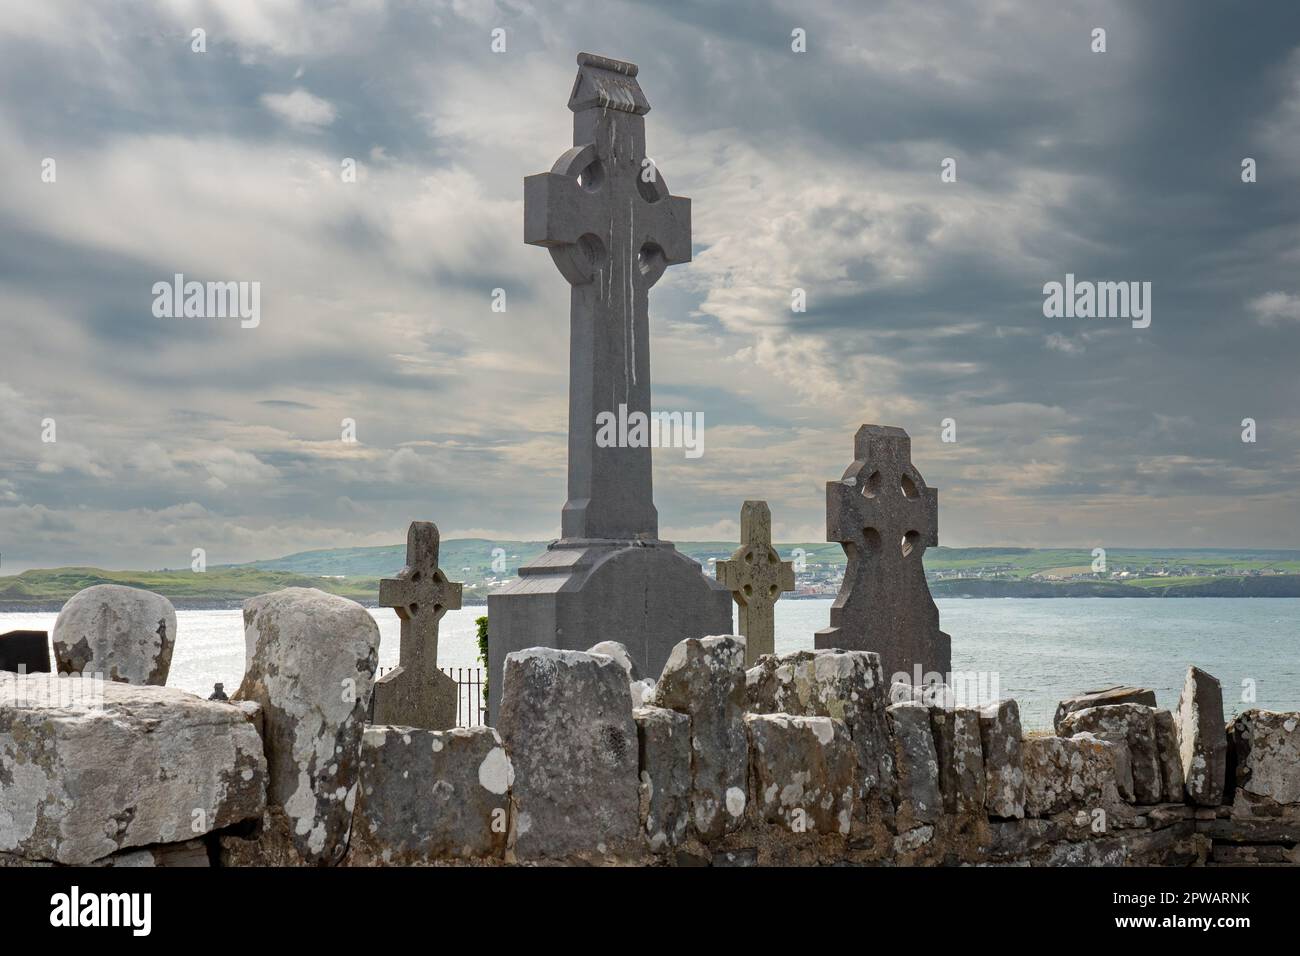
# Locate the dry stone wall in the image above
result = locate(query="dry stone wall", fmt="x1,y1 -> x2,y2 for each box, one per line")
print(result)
3,586 -> 1299,867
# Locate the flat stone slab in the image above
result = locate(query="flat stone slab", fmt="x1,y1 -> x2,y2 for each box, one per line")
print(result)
887,701 -> 942,828
1153,708 -> 1186,803
930,705 -> 985,815
1175,665 -> 1228,806
354,725 -> 511,863
498,647 -> 639,861
52,584 -> 176,685
745,713 -> 855,836
0,673 -> 265,865
1053,686 -> 1157,734
634,705 -> 690,853
979,699 -> 1026,819
235,587 -> 380,866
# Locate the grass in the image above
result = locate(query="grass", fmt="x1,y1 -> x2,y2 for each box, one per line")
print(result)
0,566 -> 382,603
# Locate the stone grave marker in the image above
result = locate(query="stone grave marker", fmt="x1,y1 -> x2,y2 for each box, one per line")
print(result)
815,425 -> 951,684
716,501 -> 795,664
488,52 -> 732,718
372,521 -> 462,730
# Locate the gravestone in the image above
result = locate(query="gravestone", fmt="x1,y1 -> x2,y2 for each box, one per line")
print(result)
716,501 -> 795,664
814,425 -> 951,684
0,630 -> 50,673
488,52 -> 731,719
372,521 -> 461,730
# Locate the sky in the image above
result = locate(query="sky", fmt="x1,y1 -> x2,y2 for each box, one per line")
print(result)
2,0 -> 1299,572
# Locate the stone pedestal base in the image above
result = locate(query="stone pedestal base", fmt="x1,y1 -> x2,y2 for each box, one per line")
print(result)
487,539 -> 733,722
371,665 -> 458,730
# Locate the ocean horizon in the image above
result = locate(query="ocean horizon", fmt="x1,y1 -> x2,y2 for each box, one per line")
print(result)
5,597 -> 1296,731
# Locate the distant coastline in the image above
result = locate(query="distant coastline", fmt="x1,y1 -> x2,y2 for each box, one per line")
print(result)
4,543 -> 1300,609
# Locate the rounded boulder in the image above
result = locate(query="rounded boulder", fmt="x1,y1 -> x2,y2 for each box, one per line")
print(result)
52,584 -> 177,685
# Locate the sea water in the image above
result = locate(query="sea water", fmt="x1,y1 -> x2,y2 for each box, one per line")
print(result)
4,598 -> 1296,730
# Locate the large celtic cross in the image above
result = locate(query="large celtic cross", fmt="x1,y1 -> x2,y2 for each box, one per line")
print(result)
524,52 -> 691,541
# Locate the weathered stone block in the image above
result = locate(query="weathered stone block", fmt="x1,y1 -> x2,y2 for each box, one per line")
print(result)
354,725 -> 511,863
745,713 -> 856,836
1229,710 -> 1300,806
499,648 -> 639,860
745,648 -> 894,808
1153,708 -> 1185,803
928,706 -> 956,813
651,636 -> 748,841
1022,733 -> 1122,817
979,698 -> 1026,819
634,705 -> 691,853
234,587 -> 380,866
0,673 -> 265,865
1107,735 -> 1136,803
52,584 -> 176,685
1211,842 -> 1300,865
887,701 -> 942,828
1053,685 -> 1156,734
1175,665 -> 1228,806
1206,810 -> 1300,843
1058,703 -> 1162,804
930,705 -> 985,815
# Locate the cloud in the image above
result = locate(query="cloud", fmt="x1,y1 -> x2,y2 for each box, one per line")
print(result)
1044,333 -> 1084,354
1248,291 -> 1300,324
260,88 -> 337,130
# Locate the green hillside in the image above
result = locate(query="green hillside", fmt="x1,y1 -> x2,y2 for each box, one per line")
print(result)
4,544 -> 1300,608
0,566 -> 380,606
